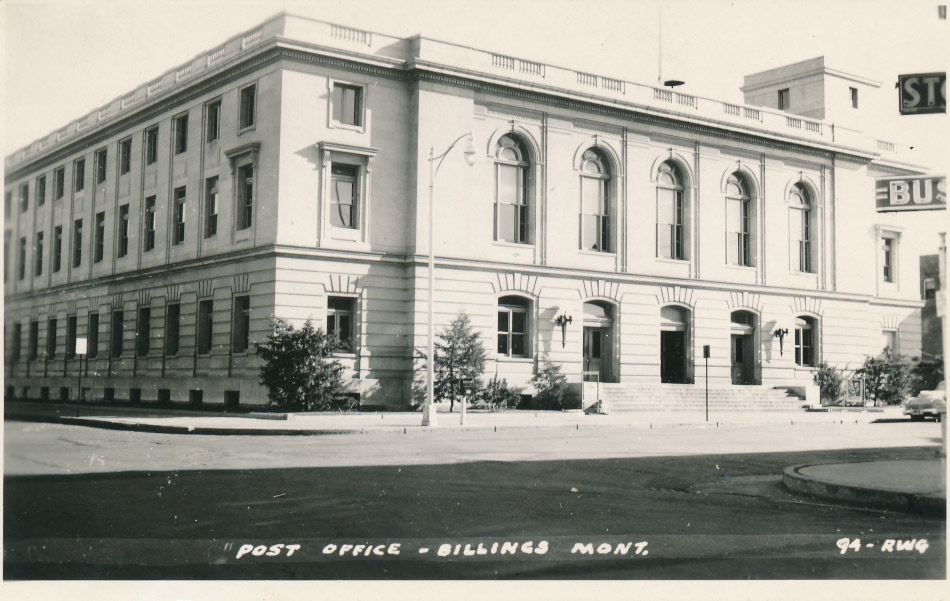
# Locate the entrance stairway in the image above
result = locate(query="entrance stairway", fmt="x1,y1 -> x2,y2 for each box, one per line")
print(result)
597,383 -> 804,413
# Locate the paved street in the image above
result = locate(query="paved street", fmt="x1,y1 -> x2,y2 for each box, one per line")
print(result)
4,419 -> 945,579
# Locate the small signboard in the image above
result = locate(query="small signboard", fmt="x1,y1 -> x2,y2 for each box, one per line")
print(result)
845,376 -> 865,406
875,175 -> 946,212
898,72 -> 946,115
75,337 -> 88,355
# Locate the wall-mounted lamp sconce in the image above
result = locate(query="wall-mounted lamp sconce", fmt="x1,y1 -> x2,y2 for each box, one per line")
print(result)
554,313 -> 573,348
773,328 -> 789,356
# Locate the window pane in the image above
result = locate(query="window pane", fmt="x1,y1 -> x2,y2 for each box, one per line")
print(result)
342,87 -> 356,124
581,178 -> 601,214
657,189 -> 675,225
497,203 -> 516,243
498,165 -> 518,204
511,333 -> 526,356
497,311 -> 509,333
582,214 -> 599,250
332,180 -> 355,228
497,334 -> 508,355
511,311 -> 526,335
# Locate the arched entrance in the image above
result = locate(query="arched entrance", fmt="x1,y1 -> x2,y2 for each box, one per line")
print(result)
730,310 -> 758,385
583,301 -> 614,382
660,306 -> 690,383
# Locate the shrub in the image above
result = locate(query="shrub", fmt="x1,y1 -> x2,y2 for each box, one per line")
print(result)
481,376 -> 523,411
530,362 -> 569,410
910,356 -> 944,396
813,362 -> 844,405
256,319 -> 350,412
856,347 -> 911,406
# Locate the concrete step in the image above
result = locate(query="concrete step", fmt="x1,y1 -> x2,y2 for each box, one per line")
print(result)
595,384 -> 804,413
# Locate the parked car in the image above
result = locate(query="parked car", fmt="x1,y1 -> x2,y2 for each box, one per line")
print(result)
903,381 -> 946,421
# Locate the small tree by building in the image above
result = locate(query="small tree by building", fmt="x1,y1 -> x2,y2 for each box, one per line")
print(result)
530,361 -> 569,410
856,347 -> 912,406
256,319 -> 349,411
434,313 -> 487,411
812,362 -> 845,405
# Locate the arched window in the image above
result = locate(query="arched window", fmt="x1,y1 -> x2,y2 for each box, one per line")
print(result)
789,183 -> 813,273
580,149 -> 611,252
726,174 -> 752,266
657,161 -> 686,260
495,136 -> 530,244
794,316 -> 817,367
497,295 -> 530,358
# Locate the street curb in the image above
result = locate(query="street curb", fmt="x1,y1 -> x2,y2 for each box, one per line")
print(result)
783,463 -> 946,518
13,414 -> 358,436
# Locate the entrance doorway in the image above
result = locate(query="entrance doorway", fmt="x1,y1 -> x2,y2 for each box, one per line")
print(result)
660,305 -> 689,384
583,301 -> 614,382
730,310 -> 757,385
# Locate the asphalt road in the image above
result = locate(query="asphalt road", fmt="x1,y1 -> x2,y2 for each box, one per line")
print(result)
4,420 -> 946,580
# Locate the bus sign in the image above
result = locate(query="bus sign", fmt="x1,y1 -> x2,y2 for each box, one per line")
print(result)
875,175 -> 946,212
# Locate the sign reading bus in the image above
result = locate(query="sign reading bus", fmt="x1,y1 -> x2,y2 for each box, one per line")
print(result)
875,175 -> 946,212
898,72 -> 946,115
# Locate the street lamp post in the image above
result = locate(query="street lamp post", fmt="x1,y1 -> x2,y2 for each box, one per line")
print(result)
422,133 -> 476,427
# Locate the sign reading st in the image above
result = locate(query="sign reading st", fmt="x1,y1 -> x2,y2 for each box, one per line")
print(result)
898,72 -> 946,115
875,175 -> 946,212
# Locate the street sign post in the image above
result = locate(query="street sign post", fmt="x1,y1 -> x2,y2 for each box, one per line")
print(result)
898,72 -> 946,115
75,337 -> 87,417
875,175 -> 946,212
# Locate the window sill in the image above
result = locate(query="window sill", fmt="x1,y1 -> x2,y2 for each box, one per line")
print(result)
238,125 -> 257,136
723,263 -> 756,271
655,256 -> 689,265
493,241 -> 534,249
578,249 -> 616,257
497,356 -> 533,363
330,121 -> 366,133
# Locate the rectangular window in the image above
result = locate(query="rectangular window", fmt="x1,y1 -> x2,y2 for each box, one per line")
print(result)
497,304 -> 528,358
206,100 -> 221,142
165,303 -> 180,355
726,196 -> 751,266
136,307 -> 151,357
240,84 -> 256,129
12,322 -> 22,361
882,237 -> 895,282
74,158 -> 85,192
332,83 -> 363,127
330,164 -> 358,229
54,168 -> 65,199
95,148 -> 107,184
327,296 -> 355,351
205,177 -> 218,238
778,88 -> 790,110
495,163 -> 528,244
34,231 -> 44,277
94,212 -> 105,263
17,237 -> 26,280
19,183 -> 29,213
580,176 -> 609,252
37,176 -> 46,206
73,219 -> 83,267
657,188 -> 684,260
197,299 -> 214,354
237,164 -> 254,230
120,138 -> 132,175
111,310 -> 124,357
53,225 -> 62,272
29,320 -> 39,360
144,196 -> 156,251
88,313 -> 99,358
794,319 -> 815,367
850,87 -> 859,108
66,315 -> 78,358
47,318 -> 57,359
789,207 -> 812,272
173,187 -> 186,245
232,295 -> 251,352
174,113 -> 188,154
145,126 -> 159,165
118,204 -> 130,258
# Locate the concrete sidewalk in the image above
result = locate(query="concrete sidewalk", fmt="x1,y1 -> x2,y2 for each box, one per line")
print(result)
5,400 -> 946,516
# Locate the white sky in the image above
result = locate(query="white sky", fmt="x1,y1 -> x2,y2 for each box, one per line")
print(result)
2,0 -> 948,164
